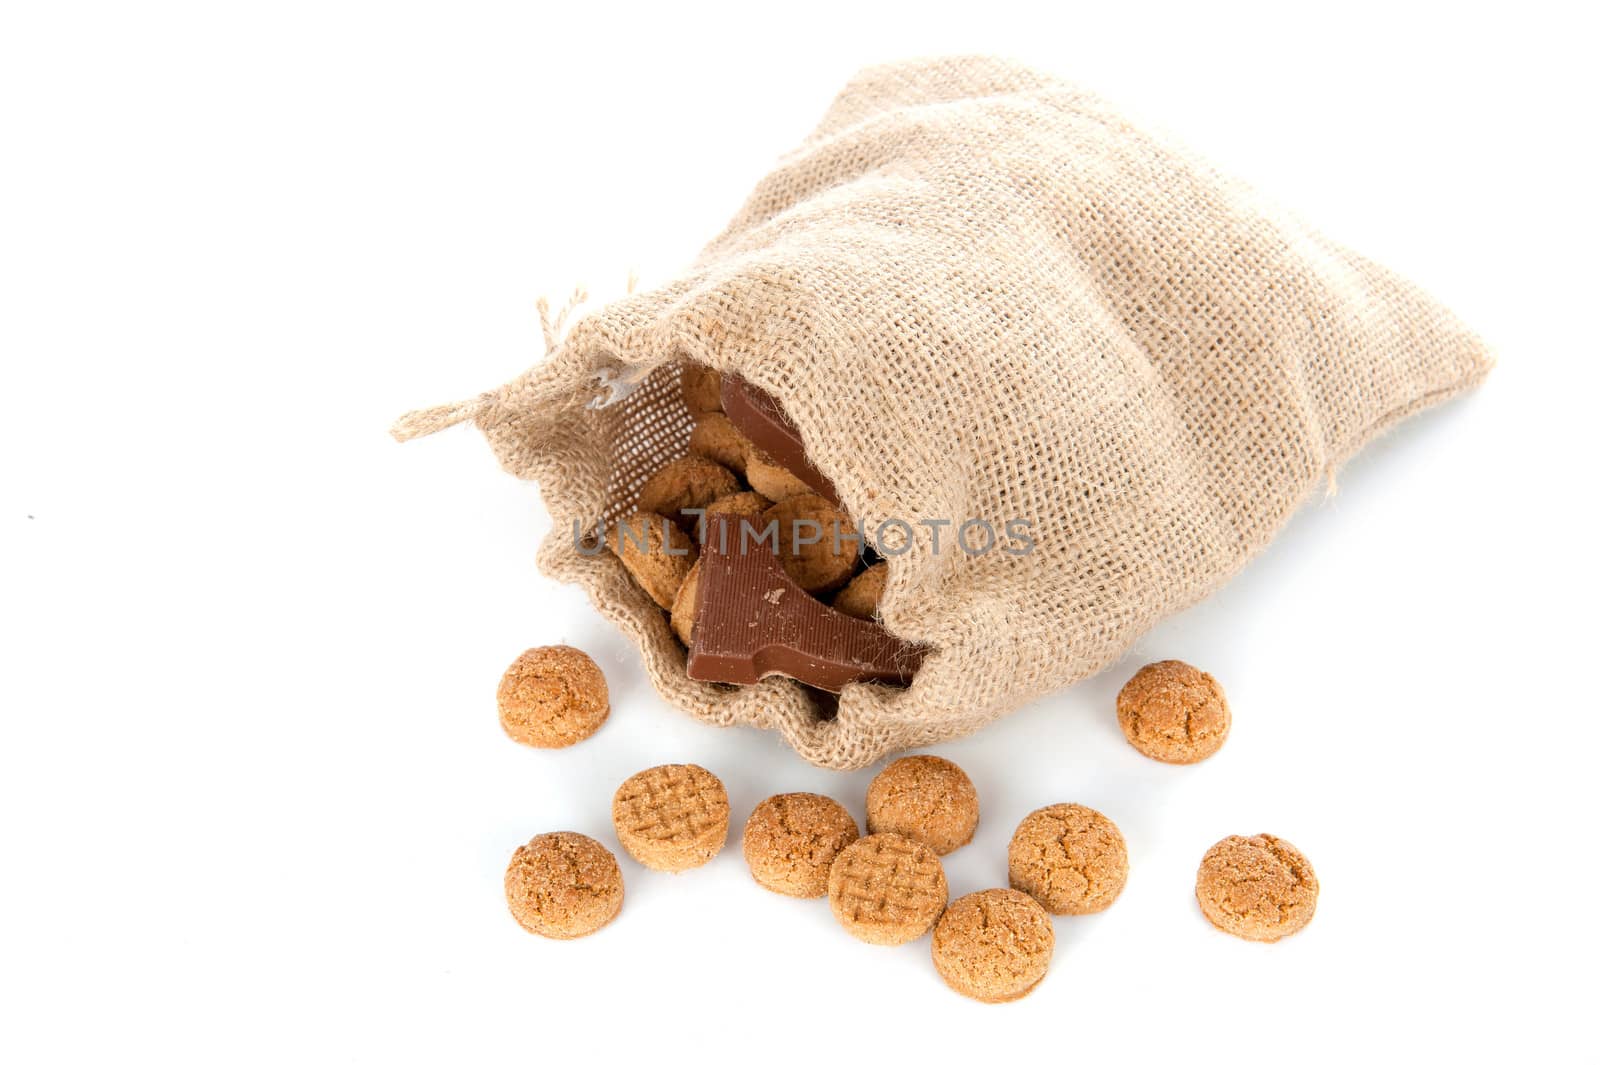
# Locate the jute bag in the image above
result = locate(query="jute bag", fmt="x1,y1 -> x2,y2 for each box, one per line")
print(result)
395,57 -> 1491,770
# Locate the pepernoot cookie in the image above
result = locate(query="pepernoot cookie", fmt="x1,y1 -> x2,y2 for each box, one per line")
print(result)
1116,659 -> 1230,764
764,493 -> 859,594
832,562 -> 886,620
865,755 -> 978,855
932,889 -> 1055,1003
504,831 -> 624,939
698,491 -> 771,547
743,792 -> 860,898
680,364 -> 722,414
1008,803 -> 1129,915
612,763 -> 730,872
496,646 -> 609,748
1196,834 -> 1318,942
703,490 -> 771,521
636,455 -> 740,529
745,446 -> 813,502
608,510 -> 698,609
827,833 -> 948,945
688,412 -> 751,476
669,560 -> 701,646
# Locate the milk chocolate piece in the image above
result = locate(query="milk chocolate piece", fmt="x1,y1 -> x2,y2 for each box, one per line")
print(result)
686,516 -> 924,692
720,376 -> 841,506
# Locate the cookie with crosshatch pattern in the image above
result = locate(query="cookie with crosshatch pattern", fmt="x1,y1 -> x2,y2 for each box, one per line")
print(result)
611,763 -> 730,872
826,832 -> 948,945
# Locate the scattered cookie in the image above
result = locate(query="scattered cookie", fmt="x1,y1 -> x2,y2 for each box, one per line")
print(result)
681,364 -> 723,414
1008,803 -> 1129,915
865,754 -> 978,855
688,412 -> 750,476
1116,659 -> 1231,764
1196,834 -> 1318,942
764,493 -> 859,594
743,793 -> 860,898
612,763 -> 730,872
832,562 -> 886,620
745,446 -> 814,502
931,888 -> 1054,1003
669,560 -> 701,646
827,833 -> 948,945
608,510 -> 698,609
636,455 -> 740,528
496,645 -> 609,748
504,831 -> 624,939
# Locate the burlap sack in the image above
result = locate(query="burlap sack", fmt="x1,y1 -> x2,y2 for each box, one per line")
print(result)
395,56 -> 1491,770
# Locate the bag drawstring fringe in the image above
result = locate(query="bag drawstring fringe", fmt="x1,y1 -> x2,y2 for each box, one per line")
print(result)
389,284 -> 591,443
538,284 -> 589,354
388,396 -> 488,442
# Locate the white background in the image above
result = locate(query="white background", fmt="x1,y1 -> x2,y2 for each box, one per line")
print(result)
4,2 -> 1597,1061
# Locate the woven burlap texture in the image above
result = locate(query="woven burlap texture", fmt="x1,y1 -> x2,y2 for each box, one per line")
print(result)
396,57 -> 1492,770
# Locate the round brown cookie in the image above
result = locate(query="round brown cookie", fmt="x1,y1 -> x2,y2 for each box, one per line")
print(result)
669,560 -> 701,646
608,511 -> 698,609
932,889 -> 1054,1003
612,763 -> 730,872
1008,803 -> 1129,915
688,412 -> 751,476
703,490 -> 770,521
745,446 -> 813,502
681,364 -> 723,414
743,793 -> 861,898
865,755 -> 978,855
698,491 -> 771,546
832,562 -> 886,620
636,455 -> 740,529
496,646 -> 609,748
763,493 -> 859,594
1196,834 -> 1318,942
1116,659 -> 1230,764
827,833 -> 948,945
504,831 -> 624,939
